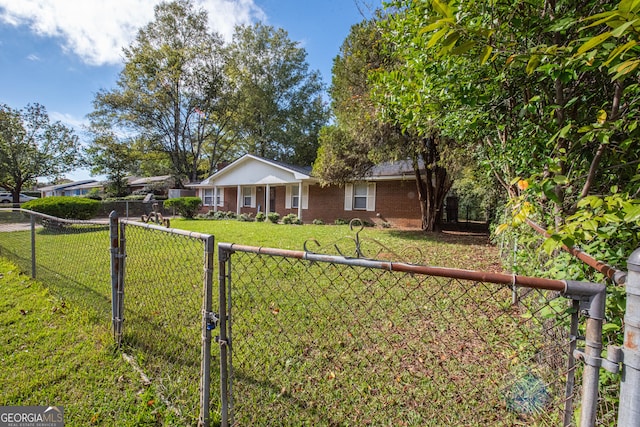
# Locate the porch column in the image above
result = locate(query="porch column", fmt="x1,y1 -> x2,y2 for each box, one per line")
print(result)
213,185 -> 218,212
236,185 -> 241,216
297,182 -> 303,221
265,184 -> 271,214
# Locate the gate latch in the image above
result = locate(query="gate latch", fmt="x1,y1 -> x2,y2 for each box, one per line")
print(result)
206,311 -> 219,331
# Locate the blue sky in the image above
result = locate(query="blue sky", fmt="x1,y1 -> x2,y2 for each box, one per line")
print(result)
0,0 -> 377,181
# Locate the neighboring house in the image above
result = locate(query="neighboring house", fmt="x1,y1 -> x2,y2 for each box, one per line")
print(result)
63,180 -> 105,196
128,175 -> 176,196
40,180 -> 98,197
190,154 -> 424,228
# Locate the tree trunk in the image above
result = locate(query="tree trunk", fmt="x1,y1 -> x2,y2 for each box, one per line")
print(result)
412,136 -> 453,232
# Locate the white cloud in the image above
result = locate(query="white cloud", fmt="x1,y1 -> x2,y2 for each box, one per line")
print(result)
26,53 -> 41,61
0,0 -> 264,66
50,111 -> 86,131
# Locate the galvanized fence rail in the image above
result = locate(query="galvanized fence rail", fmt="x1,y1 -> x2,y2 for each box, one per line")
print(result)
216,241 -> 608,426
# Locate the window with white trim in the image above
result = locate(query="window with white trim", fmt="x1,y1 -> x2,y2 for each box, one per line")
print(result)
353,183 -> 368,210
291,185 -> 299,208
215,188 -> 224,206
344,182 -> 376,212
203,189 -> 214,206
242,186 -> 254,207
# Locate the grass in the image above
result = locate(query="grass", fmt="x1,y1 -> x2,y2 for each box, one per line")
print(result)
0,216 -> 567,426
0,257 -> 181,426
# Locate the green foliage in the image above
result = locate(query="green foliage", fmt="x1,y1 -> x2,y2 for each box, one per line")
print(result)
267,212 -> 281,224
312,218 -> 324,225
163,197 -> 202,219
89,0 -> 231,182
255,212 -> 266,222
237,213 -> 254,222
282,213 -> 302,225
226,22 -> 329,165
84,131 -> 137,198
22,196 -> 100,220
334,218 -> 348,225
84,188 -> 103,201
0,103 -> 80,200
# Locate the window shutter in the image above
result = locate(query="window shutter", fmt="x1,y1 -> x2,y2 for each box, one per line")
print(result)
366,182 -> 376,211
285,186 -> 292,209
302,184 -> 309,209
344,183 -> 353,211
250,186 -> 256,208
218,187 -> 224,206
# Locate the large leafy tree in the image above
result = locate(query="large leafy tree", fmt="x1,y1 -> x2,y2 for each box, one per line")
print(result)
0,103 -> 80,203
315,18 -> 461,231
378,0 -> 640,230
89,0 -> 232,185
225,23 -> 329,165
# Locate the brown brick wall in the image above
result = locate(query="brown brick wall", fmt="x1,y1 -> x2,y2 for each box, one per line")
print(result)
197,181 -> 424,229
304,180 -> 422,228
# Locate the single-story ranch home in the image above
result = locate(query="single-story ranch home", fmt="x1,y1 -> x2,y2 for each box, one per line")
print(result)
190,154 -> 425,228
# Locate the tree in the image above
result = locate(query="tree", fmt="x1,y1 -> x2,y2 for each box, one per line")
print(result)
84,128 -> 138,197
225,23 -> 329,166
378,0 -> 640,231
90,0 -> 232,185
0,103 -> 80,203
315,18 -> 460,231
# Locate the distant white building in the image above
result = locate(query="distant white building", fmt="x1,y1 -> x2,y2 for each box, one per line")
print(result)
39,180 -> 99,197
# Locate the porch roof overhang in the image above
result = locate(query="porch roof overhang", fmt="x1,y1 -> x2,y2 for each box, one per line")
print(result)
195,154 -> 317,188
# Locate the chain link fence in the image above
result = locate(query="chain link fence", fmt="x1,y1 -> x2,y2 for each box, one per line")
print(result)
2,208 -> 629,426
217,239 -> 607,426
0,208 -> 111,318
497,218 -> 627,426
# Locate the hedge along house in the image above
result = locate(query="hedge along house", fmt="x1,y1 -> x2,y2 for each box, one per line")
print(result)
191,154 -> 424,228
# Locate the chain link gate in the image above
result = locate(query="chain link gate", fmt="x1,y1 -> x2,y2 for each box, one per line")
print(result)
216,241 -> 610,426
109,214 -> 216,427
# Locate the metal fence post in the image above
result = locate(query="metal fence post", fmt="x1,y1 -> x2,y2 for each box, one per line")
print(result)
553,280 -> 606,427
109,211 -> 120,344
618,248 -> 640,426
199,235 -> 215,427
218,247 -> 231,427
117,220 -> 126,346
30,212 -> 36,278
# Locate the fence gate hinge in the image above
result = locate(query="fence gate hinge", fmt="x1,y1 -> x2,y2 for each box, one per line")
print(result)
206,311 -> 219,331
573,345 -> 622,374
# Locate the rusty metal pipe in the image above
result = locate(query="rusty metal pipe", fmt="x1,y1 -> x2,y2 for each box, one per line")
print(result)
526,219 -> 627,285
218,243 -> 567,292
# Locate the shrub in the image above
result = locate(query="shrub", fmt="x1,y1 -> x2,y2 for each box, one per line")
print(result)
282,213 -> 302,225
196,210 -> 216,219
255,212 -> 266,222
163,197 -> 202,219
334,218 -> 348,225
238,213 -> 254,222
267,212 -> 280,224
312,219 -> 324,225
22,196 -> 100,220
84,188 -> 103,200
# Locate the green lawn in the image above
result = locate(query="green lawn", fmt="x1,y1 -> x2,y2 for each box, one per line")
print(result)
0,257 -> 181,426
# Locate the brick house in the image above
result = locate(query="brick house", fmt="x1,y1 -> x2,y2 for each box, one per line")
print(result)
190,154 -> 424,228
